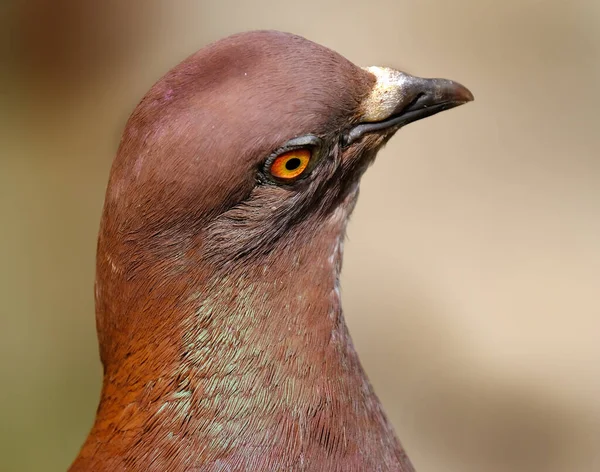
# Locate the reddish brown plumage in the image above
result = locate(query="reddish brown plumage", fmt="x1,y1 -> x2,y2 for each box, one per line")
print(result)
70,30 -> 472,472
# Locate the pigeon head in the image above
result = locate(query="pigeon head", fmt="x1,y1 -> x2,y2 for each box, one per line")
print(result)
78,30 -> 472,472
103,30 -> 471,267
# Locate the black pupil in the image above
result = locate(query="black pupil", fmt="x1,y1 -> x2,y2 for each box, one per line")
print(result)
285,157 -> 302,171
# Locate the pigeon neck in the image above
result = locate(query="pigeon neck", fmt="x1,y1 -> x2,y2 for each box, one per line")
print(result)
76,209 -> 412,471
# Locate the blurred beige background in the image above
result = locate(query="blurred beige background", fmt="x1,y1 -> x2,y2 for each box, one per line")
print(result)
1,1 -> 599,471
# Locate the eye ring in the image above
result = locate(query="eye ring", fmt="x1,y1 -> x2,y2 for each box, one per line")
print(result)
263,135 -> 324,184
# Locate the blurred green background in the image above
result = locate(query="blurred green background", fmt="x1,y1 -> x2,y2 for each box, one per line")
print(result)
1,1 -> 599,471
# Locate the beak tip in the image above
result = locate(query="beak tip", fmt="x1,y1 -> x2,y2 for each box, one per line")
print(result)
448,80 -> 474,104
461,85 -> 475,103
462,87 -> 475,104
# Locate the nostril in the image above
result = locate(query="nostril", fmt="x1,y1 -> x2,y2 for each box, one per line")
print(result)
402,92 -> 427,113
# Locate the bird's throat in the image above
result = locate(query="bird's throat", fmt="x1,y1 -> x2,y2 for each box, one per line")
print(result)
76,210 -> 413,471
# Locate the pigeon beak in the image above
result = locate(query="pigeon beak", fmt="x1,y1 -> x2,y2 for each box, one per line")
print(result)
344,66 -> 474,145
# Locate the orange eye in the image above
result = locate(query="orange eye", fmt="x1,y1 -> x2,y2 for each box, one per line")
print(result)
269,149 -> 311,181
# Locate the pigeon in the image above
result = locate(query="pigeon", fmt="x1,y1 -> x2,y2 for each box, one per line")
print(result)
70,30 -> 473,472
